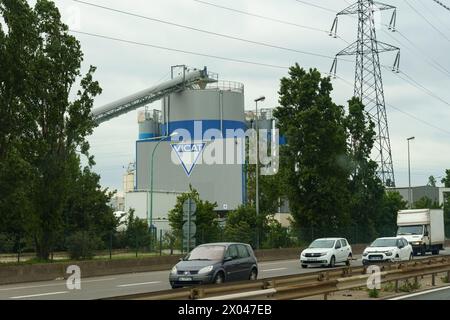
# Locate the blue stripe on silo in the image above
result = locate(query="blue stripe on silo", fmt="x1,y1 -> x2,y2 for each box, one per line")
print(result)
138,132 -> 158,140
162,120 -> 246,138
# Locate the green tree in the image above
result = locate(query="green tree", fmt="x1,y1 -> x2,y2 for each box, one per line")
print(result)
168,186 -> 220,245
0,0 -> 102,260
427,175 -> 437,187
377,191 -> 408,237
413,196 -> 442,209
274,64 -> 350,237
63,166 -> 117,248
442,170 -> 450,235
345,97 -> 385,242
125,210 -> 151,254
263,217 -> 292,249
224,205 -> 258,247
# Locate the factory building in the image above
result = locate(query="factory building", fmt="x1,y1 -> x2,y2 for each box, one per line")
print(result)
92,66 -> 279,233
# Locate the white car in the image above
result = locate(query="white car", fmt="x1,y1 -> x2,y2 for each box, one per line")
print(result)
300,238 -> 353,268
362,237 -> 413,265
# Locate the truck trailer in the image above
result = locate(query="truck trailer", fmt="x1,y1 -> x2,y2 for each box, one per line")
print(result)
396,209 -> 445,256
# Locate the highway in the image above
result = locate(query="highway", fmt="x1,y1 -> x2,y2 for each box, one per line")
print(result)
0,249 -> 447,300
391,286 -> 450,300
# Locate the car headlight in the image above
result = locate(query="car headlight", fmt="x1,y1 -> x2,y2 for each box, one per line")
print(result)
385,251 -> 393,257
171,266 -> 177,275
198,266 -> 214,274
319,253 -> 328,257
301,252 -> 305,257
363,252 -> 368,257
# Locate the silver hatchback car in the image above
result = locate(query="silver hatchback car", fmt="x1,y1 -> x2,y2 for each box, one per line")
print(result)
169,242 -> 258,289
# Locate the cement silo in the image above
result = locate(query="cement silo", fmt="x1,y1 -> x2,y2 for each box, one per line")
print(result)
135,75 -> 247,231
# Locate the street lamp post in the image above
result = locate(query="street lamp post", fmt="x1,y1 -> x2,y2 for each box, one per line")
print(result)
148,132 -> 178,251
254,96 -> 265,250
407,136 -> 415,209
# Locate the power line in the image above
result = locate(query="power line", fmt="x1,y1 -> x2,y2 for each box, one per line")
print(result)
337,74 -> 450,136
404,0 -> 450,42
389,28 -> 450,78
70,0 -> 351,62
293,0 -> 336,13
431,0 -> 450,12
192,0 -> 329,33
70,30 -> 290,69
414,0 -> 450,32
192,0 -> 351,44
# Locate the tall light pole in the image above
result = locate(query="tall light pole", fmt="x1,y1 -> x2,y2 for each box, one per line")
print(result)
149,131 -> 178,251
254,96 -> 265,249
407,137 -> 415,209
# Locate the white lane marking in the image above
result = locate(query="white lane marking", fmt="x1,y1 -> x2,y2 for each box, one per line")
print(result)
10,291 -> 69,299
262,268 -> 287,272
0,278 -> 116,291
117,281 -> 162,288
82,278 -> 116,283
389,286 -> 450,300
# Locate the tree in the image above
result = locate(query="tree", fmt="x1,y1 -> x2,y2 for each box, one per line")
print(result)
442,170 -> 450,235
413,196 -> 442,209
0,0 -> 102,260
125,209 -> 151,254
224,205 -> 258,247
274,64 -> 350,237
427,176 -> 437,187
377,191 -> 408,237
263,217 -> 292,249
63,166 -> 117,247
345,97 -> 385,243
168,186 -> 220,245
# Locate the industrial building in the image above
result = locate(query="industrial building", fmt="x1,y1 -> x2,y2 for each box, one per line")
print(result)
94,66 -> 278,234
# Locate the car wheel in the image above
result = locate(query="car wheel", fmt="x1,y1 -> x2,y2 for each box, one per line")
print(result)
346,254 -> 352,266
214,272 -> 225,284
301,264 -> 307,269
249,268 -> 258,280
409,253 -> 413,261
329,256 -> 335,268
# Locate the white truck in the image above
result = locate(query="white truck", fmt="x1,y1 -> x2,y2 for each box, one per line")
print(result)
396,209 -> 445,256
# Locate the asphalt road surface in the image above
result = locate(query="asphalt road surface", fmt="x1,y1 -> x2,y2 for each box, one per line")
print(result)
391,286 -> 450,300
0,249 -> 447,300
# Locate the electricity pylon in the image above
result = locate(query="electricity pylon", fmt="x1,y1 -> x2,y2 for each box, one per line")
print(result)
330,0 -> 400,187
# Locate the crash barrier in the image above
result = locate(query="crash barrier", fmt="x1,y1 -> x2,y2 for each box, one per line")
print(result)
104,255 -> 450,300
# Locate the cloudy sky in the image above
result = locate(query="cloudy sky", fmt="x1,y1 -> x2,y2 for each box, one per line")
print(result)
48,0 -> 450,191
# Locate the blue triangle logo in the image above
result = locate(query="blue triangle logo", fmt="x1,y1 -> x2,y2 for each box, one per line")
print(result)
171,143 -> 206,177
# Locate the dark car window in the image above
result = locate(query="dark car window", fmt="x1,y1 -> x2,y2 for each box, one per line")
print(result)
335,241 -> 341,249
237,245 -> 250,258
225,245 -> 239,259
402,239 -> 408,247
397,239 -> 402,247
341,239 -> 347,247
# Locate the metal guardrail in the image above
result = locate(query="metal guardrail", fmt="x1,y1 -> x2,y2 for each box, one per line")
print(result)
104,255 -> 450,300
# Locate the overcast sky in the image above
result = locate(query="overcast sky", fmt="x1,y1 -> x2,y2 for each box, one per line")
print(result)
48,0 -> 450,191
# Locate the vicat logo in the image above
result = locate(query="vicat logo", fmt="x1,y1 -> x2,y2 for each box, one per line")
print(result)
171,142 -> 206,177
172,143 -> 205,153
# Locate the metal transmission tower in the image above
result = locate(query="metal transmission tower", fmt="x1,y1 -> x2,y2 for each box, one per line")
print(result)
330,0 -> 400,187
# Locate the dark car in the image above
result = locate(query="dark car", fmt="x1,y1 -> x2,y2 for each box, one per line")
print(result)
169,242 -> 258,289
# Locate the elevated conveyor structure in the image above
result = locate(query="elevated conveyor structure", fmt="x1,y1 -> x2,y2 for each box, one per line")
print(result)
92,67 -> 216,124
